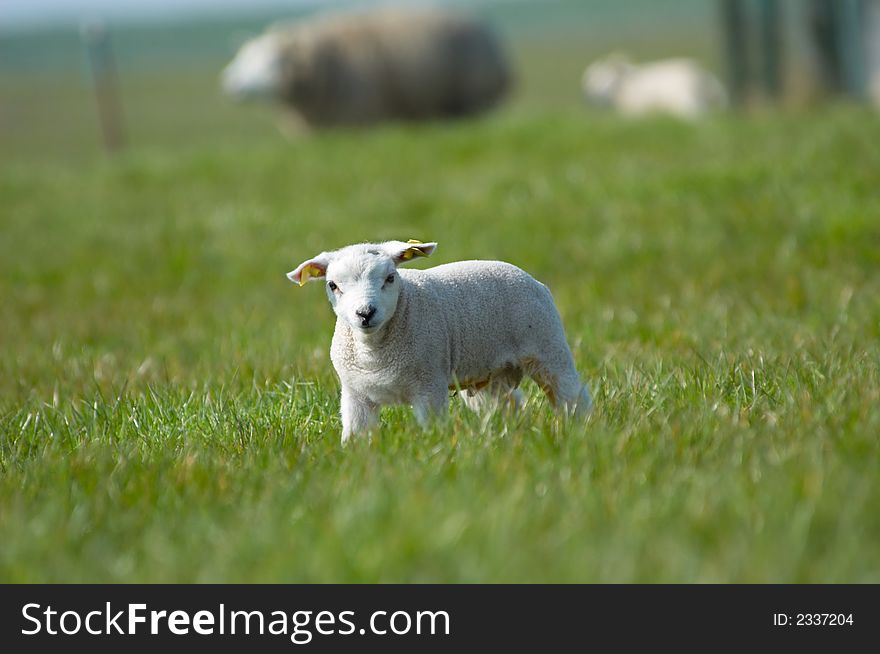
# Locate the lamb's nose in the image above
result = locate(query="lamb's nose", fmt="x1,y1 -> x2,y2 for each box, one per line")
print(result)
356,306 -> 376,326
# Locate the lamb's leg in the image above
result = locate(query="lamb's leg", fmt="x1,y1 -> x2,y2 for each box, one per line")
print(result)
461,372 -> 525,415
412,385 -> 450,430
525,353 -> 593,418
460,387 -> 525,414
460,365 -> 525,415
567,382 -> 594,417
340,385 -> 379,444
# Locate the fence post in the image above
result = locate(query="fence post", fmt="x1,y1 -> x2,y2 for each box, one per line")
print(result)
81,20 -> 126,155
758,0 -> 783,99
720,0 -> 750,106
837,0 -> 867,98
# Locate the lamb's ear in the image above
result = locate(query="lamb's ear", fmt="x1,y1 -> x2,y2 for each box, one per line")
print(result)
384,239 -> 438,266
287,253 -> 330,286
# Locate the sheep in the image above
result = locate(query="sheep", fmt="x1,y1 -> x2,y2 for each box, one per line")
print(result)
222,8 -> 511,129
869,0 -> 880,109
287,240 -> 592,443
582,53 -> 727,119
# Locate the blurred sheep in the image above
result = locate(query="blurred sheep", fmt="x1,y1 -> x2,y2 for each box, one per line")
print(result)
222,8 -> 511,129
869,0 -> 880,107
581,54 -> 728,119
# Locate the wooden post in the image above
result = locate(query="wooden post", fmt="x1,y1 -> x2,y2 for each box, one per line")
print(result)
837,0 -> 867,98
758,0 -> 783,99
808,0 -> 844,94
720,0 -> 749,106
81,20 -> 126,155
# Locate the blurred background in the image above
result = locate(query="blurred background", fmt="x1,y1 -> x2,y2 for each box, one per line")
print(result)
4,0 -> 876,164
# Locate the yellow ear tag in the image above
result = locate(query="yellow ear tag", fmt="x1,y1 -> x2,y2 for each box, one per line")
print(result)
402,239 -> 427,259
298,264 -> 323,286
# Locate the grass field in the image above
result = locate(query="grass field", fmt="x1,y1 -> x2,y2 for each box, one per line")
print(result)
3,106 -> 879,582
2,6 -> 880,582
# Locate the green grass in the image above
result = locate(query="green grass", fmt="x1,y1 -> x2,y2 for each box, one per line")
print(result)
2,38 -> 880,581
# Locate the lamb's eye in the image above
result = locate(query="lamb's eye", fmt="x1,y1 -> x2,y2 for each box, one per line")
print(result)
327,281 -> 338,291
385,274 -> 395,285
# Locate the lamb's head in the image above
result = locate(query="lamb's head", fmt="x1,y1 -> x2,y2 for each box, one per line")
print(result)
222,32 -> 284,100
581,52 -> 633,105
287,240 -> 438,336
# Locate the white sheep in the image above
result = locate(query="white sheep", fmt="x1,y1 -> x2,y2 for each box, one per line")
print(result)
222,8 -> 510,129
287,240 -> 592,442
582,53 -> 727,119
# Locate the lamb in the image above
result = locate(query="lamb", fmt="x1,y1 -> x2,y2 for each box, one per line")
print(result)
222,8 -> 511,129
287,240 -> 592,443
581,53 -> 727,119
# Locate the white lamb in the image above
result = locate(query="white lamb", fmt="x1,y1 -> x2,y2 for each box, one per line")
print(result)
582,53 -> 727,119
287,240 -> 592,443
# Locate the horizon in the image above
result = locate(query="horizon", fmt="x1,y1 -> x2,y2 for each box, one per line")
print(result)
0,0 -> 515,32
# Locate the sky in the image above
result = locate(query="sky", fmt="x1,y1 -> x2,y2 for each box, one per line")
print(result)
0,0 -> 338,29
0,0 -> 512,30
